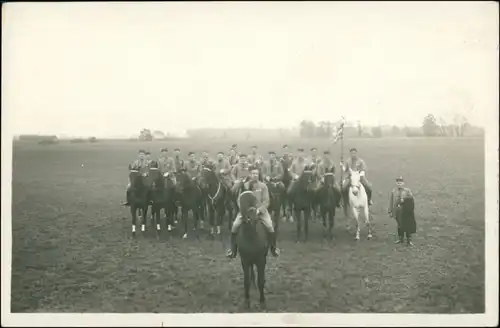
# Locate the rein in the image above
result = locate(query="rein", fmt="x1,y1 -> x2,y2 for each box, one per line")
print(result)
202,167 -> 223,205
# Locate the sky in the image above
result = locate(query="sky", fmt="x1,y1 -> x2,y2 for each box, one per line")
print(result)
2,2 -> 498,138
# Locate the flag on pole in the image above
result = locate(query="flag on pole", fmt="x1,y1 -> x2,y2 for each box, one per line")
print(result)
331,117 -> 345,144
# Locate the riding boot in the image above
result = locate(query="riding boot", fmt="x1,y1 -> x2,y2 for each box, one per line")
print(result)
405,232 -> 413,246
228,232 -> 238,258
365,186 -> 373,205
268,231 -> 279,257
395,228 -> 404,244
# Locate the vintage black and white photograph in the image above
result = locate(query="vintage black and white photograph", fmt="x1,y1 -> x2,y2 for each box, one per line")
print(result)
2,1 -> 498,326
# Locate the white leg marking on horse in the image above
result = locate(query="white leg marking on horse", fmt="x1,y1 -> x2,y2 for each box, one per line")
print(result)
182,233 -> 188,239
141,224 -> 145,232
157,224 -> 161,230
132,225 -> 136,232
217,226 -> 221,234
168,225 -> 172,231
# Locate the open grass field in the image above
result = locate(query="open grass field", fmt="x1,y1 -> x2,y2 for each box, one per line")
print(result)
10,137 -> 485,313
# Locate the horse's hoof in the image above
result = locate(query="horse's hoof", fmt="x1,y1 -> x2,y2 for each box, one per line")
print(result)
182,233 -> 188,239
259,300 -> 267,310
355,236 -> 360,241
367,234 -> 373,239
245,299 -> 250,309
167,225 -> 172,232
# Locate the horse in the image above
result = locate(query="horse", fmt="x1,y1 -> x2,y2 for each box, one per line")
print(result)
161,171 -> 178,233
175,169 -> 204,239
128,169 -> 150,237
199,164 -> 228,237
315,166 -> 340,241
147,162 -> 165,239
266,177 -> 285,237
234,190 -> 270,310
344,169 -> 373,240
280,160 -> 293,222
289,166 -> 316,242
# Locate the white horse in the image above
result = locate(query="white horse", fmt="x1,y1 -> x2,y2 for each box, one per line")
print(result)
345,169 -> 372,240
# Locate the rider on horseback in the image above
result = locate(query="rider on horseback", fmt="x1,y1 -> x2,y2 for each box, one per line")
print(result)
317,150 -> 342,208
287,148 -> 309,197
214,151 -> 233,190
231,154 -> 251,193
185,152 -> 201,182
158,148 -> 176,176
262,151 -> 284,187
227,166 -> 280,258
122,149 -> 149,206
173,148 -> 185,173
341,148 -> 373,205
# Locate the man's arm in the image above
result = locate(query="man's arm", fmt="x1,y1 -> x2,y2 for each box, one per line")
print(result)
259,184 -> 270,212
388,189 -> 394,214
231,165 -> 238,181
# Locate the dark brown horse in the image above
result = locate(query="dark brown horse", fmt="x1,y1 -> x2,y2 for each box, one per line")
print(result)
147,163 -> 164,239
289,166 -> 316,242
199,164 -> 229,237
280,159 -> 293,221
315,166 -> 341,241
234,190 -> 270,311
128,169 -> 150,237
175,169 -> 204,240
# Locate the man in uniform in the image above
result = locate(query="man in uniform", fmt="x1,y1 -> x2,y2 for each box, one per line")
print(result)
231,153 -> 251,192
316,150 -> 341,208
227,166 -> 280,258
145,151 -> 153,166
228,148 -> 239,167
262,151 -> 284,186
185,151 -> 201,181
310,147 -> 320,167
248,145 -> 262,166
388,176 -> 416,246
122,149 -> 150,206
200,150 -> 211,168
214,151 -> 233,189
287,148 -> 309,197
341,147 -> 373,205
173,148 -> 185,173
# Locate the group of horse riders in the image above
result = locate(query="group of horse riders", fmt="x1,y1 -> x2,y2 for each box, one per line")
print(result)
123,144 -> 415,247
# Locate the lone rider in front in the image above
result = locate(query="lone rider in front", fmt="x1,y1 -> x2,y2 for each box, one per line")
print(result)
227,166 -> 280,258
341,147 -> 373,205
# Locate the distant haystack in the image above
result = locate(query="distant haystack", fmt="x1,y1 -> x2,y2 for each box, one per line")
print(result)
89,136 -> 98,143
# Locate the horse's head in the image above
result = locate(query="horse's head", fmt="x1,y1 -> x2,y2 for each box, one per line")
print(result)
148,165 -> 163,190
243,206 -> 258,226
199,163 -> 216,190
324,166 -> 335,187
349,169 -> 362,196
129,169 -> 144,190
175,169 -> 191,194
299,166 -> 315,192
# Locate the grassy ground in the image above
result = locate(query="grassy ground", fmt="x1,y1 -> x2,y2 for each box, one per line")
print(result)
10,137 -> 484,313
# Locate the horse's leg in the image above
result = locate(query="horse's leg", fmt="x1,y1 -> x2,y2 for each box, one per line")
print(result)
154,205 -> 161,239
365,206 -> 372,239
182,207 -> 188,239
321,207 -> 327,240
257,261 -> 266,310
304,207 -> 310,242
353,208 -> 360,240
328,208 -> 334,241
216,201 -> 223,236
241,259 -> 251,309
141,206 -> 147,233
131,206 -> 137,237
208,203 -> 215,236
295,208 -> 301,242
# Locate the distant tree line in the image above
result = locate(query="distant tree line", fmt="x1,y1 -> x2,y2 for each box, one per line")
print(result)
298,113 -> 482,139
